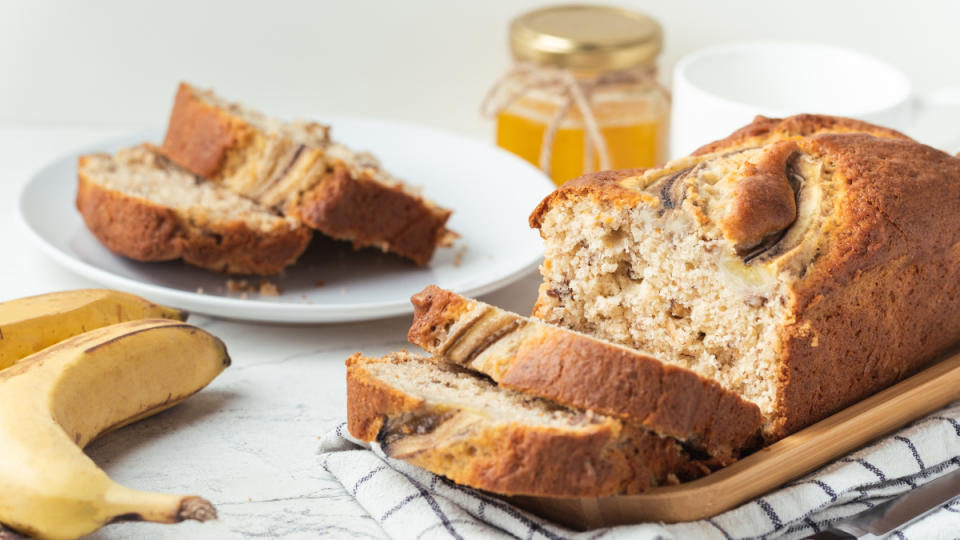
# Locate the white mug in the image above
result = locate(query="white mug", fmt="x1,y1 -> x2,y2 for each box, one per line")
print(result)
669,41 -> 960,158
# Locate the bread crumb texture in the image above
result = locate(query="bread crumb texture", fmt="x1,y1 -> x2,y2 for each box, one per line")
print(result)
532,114 -> 960,439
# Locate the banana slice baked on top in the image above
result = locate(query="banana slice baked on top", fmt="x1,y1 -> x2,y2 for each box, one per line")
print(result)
77,144 -> 311,275
407,285 -> 763,463
531,114 -> 960,440
161,83 -> 455,266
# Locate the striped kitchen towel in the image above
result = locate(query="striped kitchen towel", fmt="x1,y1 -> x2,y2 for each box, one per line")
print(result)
319,400 -> 960,540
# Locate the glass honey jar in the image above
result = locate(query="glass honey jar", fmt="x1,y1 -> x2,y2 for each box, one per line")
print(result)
483,5 -> 669,186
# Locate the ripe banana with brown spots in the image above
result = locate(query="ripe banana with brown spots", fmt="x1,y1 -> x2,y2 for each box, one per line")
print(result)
0,289 -> 186,370
0,318 -> 229,539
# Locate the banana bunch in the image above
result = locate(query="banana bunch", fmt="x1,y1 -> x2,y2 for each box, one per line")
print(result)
0,289 -> 186,370
0,290 -> 229,539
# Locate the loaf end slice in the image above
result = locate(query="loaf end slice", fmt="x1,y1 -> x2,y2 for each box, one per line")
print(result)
162,82 -> 454,265
346,352 -> 712,497
407,285 -> 763,462
76,144 -> 312,275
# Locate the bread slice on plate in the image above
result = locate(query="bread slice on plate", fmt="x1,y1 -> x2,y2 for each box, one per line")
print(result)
529,114 -> 960,440
161,82 -> 454,266
346,351 -> 713,497
406,285 -> 762,463
76,144 -> 312,275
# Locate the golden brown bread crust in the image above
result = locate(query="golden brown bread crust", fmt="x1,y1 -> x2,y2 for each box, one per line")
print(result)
531,115 -> 909,231
770,132 -> 960,436
408,286 -> 763,462
346,353 -> 710,497
76,158 -> 311,275
345,353 -> 424,443
529,168 -> 646,229
161,82 -> 250,179
692,113 -> 909,155
296,166 -> 453,266
161,83 -> 452,266
530,114 -> 960,440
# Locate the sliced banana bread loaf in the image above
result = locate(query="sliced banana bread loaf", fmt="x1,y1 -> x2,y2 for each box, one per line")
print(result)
161,83 -> 454,266
346,352 -> 712,497
77,144 -> 311,274
407,285 -> 762,462
530,115 -> 960,440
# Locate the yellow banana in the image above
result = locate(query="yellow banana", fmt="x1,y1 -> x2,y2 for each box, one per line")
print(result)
0,318 -> 230,539
0,289 -> 186,370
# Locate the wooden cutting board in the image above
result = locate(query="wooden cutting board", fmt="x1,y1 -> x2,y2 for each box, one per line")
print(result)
509,349 -> 960,530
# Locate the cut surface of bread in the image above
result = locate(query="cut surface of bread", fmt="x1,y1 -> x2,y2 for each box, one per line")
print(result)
76,144 -> 311,274
161,82 -> 454,265
530,114 -> 960,440
407,285 -> 762,462
346,352 -> 712,497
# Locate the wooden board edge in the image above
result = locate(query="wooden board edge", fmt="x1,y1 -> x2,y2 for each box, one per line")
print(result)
510,350 -> 960,529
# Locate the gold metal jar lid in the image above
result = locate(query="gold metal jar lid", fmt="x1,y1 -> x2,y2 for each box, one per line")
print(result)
509,5 -> 662,71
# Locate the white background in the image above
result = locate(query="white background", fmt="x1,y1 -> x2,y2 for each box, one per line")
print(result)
2,0 -> 960,138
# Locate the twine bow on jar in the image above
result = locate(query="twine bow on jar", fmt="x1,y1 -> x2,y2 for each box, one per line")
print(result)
481,62 -> 668,178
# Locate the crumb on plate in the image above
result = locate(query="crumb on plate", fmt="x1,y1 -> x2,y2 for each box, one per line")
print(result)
226,278 -> 281,298
453,244 -> 468,267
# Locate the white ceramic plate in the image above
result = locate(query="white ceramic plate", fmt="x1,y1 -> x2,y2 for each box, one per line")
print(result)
18,119 -> 554,322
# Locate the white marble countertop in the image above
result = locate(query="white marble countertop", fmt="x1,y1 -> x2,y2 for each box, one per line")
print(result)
0,127 -> 543,539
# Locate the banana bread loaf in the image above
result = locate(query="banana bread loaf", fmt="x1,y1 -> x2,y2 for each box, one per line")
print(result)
530,114 -> 960,440
407,285 -> 762,462
77,144 -> 311,274
161,83 -> 454,265
346,351 -> 712,497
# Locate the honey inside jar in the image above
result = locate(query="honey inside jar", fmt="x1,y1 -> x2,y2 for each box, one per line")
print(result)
487,5 -> 669,186
496,86 -> 668,185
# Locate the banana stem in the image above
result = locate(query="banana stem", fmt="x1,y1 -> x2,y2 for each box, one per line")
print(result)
104,485 -> 217,524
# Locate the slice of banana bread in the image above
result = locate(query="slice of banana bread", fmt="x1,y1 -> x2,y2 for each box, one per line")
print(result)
407,285 -> 762,462
77,144 -> 311,275
346,352 -> 712,497
530,114 -> 960,440
161,83 -> 454,266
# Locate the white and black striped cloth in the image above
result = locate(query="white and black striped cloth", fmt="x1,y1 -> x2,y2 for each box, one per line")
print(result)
319,401 -> 960,540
